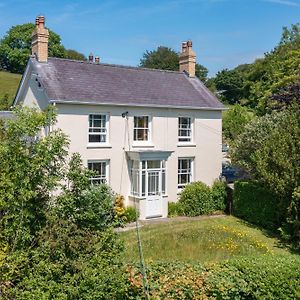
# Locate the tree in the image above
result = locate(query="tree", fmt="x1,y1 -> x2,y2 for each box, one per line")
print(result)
0,106 -> 68,250
0,23 -> 66,73
64,49 -> 86,61
140,46 -> 179,71
232,106 -> 300,242
139,46 -> 209,82
213,69 -> 245,104
0,107 -> 127,298
222,104 -> 254,144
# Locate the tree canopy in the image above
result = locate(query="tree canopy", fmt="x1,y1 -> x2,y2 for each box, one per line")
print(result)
210,24 -> 300,114
0,23 -> 86,74
139,46 -> 209,82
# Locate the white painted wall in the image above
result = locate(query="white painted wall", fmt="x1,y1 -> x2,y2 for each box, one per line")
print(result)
54,104 -> 222,218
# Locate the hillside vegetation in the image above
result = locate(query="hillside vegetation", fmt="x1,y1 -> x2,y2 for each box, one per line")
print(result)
0,71 -> 21,107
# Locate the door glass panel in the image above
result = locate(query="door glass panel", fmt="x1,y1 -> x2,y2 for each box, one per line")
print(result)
148,171 -> 159,195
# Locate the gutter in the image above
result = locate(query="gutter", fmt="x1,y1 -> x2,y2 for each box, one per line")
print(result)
49,99 -> 227,111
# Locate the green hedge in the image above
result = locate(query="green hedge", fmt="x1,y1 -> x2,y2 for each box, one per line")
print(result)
178,181 -> 227,216
233,181 -> 281,230
126,255 -> 300,299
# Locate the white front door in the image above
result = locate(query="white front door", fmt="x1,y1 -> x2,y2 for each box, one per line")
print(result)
145,169 -> 163,218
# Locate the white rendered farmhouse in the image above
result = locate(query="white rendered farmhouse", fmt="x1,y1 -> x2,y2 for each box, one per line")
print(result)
15,16 -> 225,219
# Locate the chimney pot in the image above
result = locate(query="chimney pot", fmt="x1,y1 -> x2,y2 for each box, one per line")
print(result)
95,56 -> 100,64
179,40 -> 196,77
88,53 -> 94,63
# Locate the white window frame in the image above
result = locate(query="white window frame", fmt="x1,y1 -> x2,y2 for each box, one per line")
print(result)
178,157 -> 194,190
130,159 -> 166,197
178,116 -> 193,144
87,160 -> 109,185
88,113 -> 109,145
133,115 -> 152,145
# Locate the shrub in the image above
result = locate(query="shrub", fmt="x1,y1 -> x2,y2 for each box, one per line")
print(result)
233,181 -> 281,230
168,202 -> 184,217
125,256 -> 300,299
179,181 -> 227,216
211,180 -> 227,211
124,206 -> 138,223
1,219 -> 127,299
179,182 -> 213,216
114,194 -> 126,226
206,255 -> 300,299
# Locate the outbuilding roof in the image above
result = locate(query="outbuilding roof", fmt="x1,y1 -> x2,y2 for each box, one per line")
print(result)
29,57 -> 224,110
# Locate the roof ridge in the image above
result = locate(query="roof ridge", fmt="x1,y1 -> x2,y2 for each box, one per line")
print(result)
47,57 -> 184,75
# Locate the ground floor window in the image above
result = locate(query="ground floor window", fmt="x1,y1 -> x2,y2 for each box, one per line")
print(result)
178,158 -> 193,189
131,160 -> 166,197
88,160 -> 109,184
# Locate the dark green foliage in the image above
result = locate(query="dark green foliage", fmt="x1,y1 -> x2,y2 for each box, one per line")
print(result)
211,180 -> 227,211
0,23 -> 66,74
222,104 -> 254,144
123,206 -> 138,223
214,68 -> 246,104
233,181 -> 281,230
126,256 -> 300,299
206,255 -> 300,300
56,153 -> 115,231
140,46 -> 179,71
179,181 -> 226,216
232,106 -> 300,245
179,182 -> 212,216
0,107 -> 127,298
1,220 -> 127,299
168,202 -> 184,217
64,49 -> 86,61
139,46 -> 209,82
0,106 -> 68,250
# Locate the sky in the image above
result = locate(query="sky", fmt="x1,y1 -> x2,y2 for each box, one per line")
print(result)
0,0 -> 300,76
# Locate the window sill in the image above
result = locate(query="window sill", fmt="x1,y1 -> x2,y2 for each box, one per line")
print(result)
132,143 -> 155,148
177,143 -> 196,147
87,143 -> 112,149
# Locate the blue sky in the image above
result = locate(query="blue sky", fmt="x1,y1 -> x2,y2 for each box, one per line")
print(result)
0,0 -> 300,76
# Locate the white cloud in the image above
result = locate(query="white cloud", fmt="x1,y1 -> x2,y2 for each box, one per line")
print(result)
263,0 -> 300,7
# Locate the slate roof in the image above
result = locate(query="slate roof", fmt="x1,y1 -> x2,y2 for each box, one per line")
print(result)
31,57 -> 224,110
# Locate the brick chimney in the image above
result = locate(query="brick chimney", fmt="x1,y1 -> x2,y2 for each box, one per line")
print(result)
179,40 -> 196,77
32,16 -> 49,62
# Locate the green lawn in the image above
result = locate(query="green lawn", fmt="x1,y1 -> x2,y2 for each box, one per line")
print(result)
0,71 -> 21,102
121,216 -> 292,264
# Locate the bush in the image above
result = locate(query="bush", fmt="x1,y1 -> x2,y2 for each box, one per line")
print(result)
179,181 -> 227,216
1,219 -> 127,299
168,202 -> 184,217
125,256 -> 300,299
233,181 -> 281,230
124,206 -> 138,223
206,255 -> 300,299
211,180 -> 227,211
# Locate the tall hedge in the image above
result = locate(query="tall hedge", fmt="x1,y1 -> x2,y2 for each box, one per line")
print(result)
233,181 -> 281,230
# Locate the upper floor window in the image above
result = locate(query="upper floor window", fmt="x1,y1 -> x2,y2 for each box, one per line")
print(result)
134,116 -> 149,141
178,117 -> 192,142
178,158 -> 193,189
88,160 -> 109,184
89,114 -> 107,143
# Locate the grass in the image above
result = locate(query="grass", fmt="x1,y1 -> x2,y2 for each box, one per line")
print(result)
121,216 -> 292,264
0,71 -> 21,103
